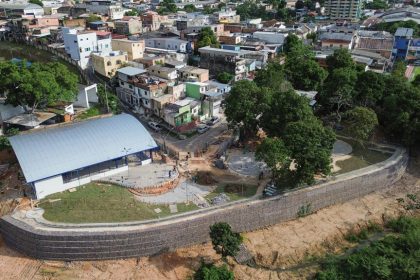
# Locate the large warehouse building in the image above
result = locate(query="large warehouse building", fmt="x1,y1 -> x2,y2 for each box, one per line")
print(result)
9,114 -> 158,199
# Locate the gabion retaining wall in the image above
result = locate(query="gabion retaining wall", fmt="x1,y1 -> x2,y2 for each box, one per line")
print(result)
0,148 -> 408,261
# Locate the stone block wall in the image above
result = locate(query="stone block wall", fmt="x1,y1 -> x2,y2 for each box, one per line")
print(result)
0,148 -> 408,261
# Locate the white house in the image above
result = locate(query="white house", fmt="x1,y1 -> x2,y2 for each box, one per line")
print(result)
62,28 -> 112,69
145,37 -> 190,53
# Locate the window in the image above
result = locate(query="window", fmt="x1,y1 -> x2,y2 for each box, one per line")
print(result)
129,85 -> 133,89
85,47 -> 90,51
116,60 -> 121,65
107,61 -> 112,66
74,40 -> 77,43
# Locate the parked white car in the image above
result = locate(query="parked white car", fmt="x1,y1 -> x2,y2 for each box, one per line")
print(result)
148,121 -> 162,132
206,116 -> 220,126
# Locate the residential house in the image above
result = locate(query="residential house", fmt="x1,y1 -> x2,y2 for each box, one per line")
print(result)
114,17 -> 142,35
91,50 -> 128,78
141,11 -> 167,32
178,66 -> 209,82
319,32 -> 355,49
145,37 -> 192,53
0,3 -> 44,17
185,82 -> 208,99
163,100 -> 192,128
392,27 -> 413,60
76,0 -> 125,20
354,30 -> 393,59
62,28 -> 112,69
111,38 -> 145,60
147,65 -> 178,81
252,31 -> 287,45
379,7 -> 420,24
198,46 -> 249,81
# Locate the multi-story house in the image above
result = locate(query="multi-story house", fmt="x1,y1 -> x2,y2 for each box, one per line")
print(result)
91,50 -> 128,78
198,47 -> 250,81
392,27 -> 413,61
141,11 -> 167,32
178,66 -> 209,82
145,37 -> 192,53
76,0 -> 125,20
62,28 -> 112,69
147,65 -> 178,81
114,17 -> 142,35
354,30 -> 394,59
111,38 -> 145,60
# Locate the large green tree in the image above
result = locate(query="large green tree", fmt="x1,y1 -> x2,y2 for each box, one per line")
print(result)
326,48 -> 355,73
284,44 -> 327,91
224,80 -> 270,139
255,137 -> 290,177
209,222 -> 243,259
355,71 -> 385,107
1,61 -> 78,113
254,62 -> 287,91
343,106 -> 378,143
319,67 -> 358,122
196,27 -> 220,50
261,89 -> 314,137
283,119 -> 336,185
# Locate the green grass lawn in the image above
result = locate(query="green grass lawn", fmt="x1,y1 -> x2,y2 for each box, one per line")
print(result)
77,106 -> 102,120
334,138 -> 392,175
40,183 -> 198,223
205,183 -> 258,202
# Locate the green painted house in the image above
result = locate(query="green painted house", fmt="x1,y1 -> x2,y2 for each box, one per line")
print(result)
185,82 -> 208,99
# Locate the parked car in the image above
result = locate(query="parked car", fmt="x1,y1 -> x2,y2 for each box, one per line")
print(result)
206,116 -> 220,126
148,121 -> 162,132
197,124 -> 210,134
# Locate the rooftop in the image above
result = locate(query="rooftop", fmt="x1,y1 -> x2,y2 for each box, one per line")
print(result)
9,114 -> 158,183
117,66 -> 147,76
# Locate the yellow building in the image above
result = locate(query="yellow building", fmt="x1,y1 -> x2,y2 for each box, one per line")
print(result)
111,38 -> 145,61
91,51 -> 128,78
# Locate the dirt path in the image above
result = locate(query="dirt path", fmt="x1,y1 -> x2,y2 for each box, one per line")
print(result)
0,160 -> 418,280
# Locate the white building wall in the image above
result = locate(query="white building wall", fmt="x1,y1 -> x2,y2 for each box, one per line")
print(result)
33,166 -> 128,199
63,28 -> 99,69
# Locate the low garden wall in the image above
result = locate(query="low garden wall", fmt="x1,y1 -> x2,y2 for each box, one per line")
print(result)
0,147 -> 408,260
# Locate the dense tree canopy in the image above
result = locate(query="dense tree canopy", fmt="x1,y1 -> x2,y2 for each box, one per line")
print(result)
209,222 -> 243,258
124,9 -> 138,16
255,137 -> 289,176
29,0 -> 43,7
196,27 -> 220,50
157,0 -> 178,15
343,107 -> 378,142
316,216 -> 420,280
261,89 -> 314,137
284,44 -> 327,91
0,61 -> 78,113
224,80 -> 270,139
374,20 -> 420,37
253,62 -> 287,90
216,72 -> 234,84
283,119 -> 336,185
183,4 -> 197,13
194,262 -> 234,280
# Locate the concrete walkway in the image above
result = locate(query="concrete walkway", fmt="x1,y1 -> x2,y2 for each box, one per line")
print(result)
226,150 -> 268,177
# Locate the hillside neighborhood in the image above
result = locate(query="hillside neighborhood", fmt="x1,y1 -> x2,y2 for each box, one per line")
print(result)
0,0 -> 419,279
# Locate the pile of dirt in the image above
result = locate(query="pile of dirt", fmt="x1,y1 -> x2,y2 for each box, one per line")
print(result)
195,171 -> 218,185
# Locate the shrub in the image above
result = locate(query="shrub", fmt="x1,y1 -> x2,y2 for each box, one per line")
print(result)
193,262 -> 234,280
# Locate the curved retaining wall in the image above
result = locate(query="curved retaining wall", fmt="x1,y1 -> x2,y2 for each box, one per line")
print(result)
0,148 -> 408,260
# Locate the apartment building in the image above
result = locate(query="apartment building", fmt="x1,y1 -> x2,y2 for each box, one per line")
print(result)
325,0 -> 362,21
147,65 -> 178,81
141,11 -> 167,32
112,38 -> 145,60
62,28 -> 112,69
178,66 -> 209,82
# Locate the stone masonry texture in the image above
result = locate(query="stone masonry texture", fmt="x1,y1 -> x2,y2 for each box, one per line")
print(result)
0,148 -> 409,261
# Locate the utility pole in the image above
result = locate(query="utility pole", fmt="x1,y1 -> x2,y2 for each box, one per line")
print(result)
104,82 -> 110,113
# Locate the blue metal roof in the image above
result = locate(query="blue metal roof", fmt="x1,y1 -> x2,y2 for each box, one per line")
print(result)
9,114 -> 158,183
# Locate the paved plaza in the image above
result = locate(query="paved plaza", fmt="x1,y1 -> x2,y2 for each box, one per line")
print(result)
226,150 -> 268,177
101,162 -> 178,189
